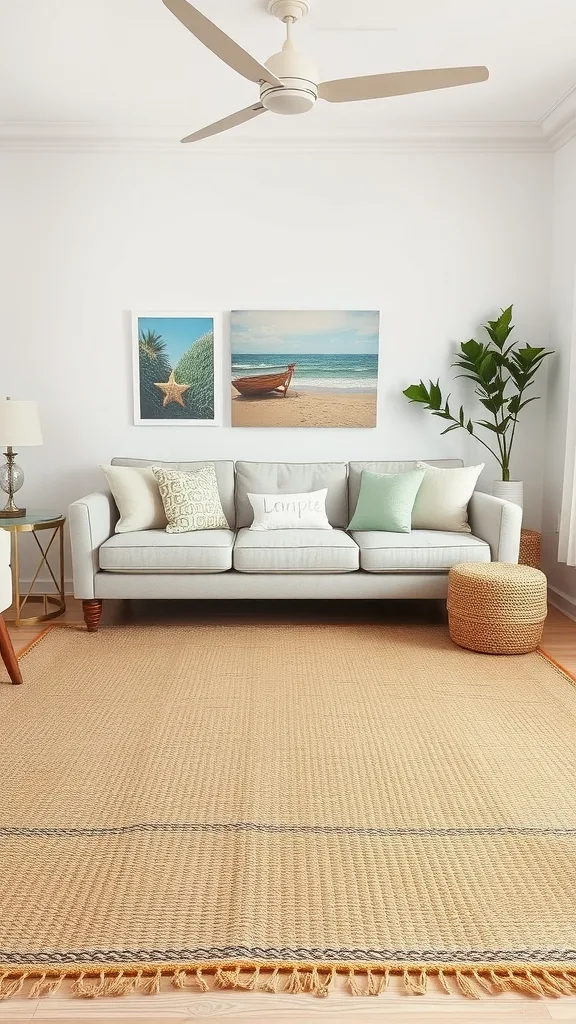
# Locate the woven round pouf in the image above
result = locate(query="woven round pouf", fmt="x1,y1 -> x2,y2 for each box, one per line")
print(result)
447,562 -> 547,655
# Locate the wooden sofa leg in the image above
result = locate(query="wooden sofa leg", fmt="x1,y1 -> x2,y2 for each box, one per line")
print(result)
0,614 -> 23,684
83,600 -> 103,633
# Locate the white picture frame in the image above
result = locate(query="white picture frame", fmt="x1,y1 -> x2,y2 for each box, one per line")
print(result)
132,311 -> 222,426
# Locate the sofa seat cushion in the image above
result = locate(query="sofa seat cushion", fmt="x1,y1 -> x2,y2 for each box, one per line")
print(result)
233,528 -> 359,573
99,530 -> 235,573
351,530 -> 490,572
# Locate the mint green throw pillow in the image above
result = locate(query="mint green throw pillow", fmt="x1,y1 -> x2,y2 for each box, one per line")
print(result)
348,469 -> 425,533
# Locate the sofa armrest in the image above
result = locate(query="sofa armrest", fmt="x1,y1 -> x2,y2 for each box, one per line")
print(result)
69,491 -> 117,599
468,491 -> 522,563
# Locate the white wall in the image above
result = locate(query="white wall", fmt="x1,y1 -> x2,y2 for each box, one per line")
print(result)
542,135 -> 576,609
0,148 -> 551,581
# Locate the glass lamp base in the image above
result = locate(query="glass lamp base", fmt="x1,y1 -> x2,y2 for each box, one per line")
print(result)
0,450 -> 26,517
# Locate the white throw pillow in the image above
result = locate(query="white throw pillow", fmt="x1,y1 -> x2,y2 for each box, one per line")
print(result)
100,465 -> 167,534
248,489 -> 332,531
411,462 -> 484,533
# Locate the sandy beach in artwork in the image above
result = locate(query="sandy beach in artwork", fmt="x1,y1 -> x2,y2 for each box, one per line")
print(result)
230,310 -> 380,428
231,386 -> 377,428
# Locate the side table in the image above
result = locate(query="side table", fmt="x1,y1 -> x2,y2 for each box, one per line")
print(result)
519,528 -> 541,570
0,511 -> 66,626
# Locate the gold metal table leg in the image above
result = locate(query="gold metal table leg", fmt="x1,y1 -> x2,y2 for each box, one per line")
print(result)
11,521 -> 66,627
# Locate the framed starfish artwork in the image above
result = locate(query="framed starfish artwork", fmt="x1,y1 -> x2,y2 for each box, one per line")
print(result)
132,312 -> 222,426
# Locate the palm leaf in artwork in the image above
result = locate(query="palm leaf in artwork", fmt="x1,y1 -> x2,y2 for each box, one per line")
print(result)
138,330 -> 173,418
139,329 -> 167,360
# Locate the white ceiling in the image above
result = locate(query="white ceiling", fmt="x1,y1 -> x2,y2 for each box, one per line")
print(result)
0,0 -> 575,140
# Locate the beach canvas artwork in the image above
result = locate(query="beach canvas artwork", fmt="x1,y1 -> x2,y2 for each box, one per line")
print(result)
230,310 -> 379,428
133,313 -> 220,425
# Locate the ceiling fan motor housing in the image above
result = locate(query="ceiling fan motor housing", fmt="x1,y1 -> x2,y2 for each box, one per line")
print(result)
261,41 -> 319,114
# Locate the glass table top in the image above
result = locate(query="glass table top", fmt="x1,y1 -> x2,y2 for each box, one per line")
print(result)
0,510 -> 64,528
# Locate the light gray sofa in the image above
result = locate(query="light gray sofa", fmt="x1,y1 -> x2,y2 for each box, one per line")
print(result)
69,458 -> 523,631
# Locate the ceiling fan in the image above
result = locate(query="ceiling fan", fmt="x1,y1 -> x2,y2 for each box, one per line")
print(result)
162,0 -> 489,144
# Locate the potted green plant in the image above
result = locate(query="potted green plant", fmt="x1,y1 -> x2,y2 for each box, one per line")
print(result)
402,306 -> 553,509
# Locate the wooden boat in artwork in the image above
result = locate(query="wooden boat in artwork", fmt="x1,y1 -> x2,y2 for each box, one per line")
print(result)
232,363 -> 296,398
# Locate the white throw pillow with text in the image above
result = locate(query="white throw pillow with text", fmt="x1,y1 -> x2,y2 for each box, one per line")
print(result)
248,489 -> 332,531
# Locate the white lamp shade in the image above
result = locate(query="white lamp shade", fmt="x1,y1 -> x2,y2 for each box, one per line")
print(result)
0,400 -> 43,446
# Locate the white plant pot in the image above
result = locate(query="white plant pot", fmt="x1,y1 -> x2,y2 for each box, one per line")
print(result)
492,479 -> 523,510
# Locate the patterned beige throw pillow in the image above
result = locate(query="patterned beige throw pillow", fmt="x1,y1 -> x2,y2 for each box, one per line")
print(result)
152,465 -> 229,534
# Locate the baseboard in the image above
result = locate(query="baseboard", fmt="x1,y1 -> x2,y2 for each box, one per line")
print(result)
16,579 -> 75,597
548,585 -> 576,622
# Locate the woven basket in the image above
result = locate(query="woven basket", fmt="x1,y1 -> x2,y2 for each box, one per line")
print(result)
519,528 -> 542,569
447,562 -> 547,655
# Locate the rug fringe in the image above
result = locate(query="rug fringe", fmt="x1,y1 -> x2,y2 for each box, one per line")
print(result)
404,968 -> 427,995
472,969 -> 495,994
263,966 -> 281,992
28,974 -> 64,999
0,972 -> 28,1000
2,964 -> 576,1001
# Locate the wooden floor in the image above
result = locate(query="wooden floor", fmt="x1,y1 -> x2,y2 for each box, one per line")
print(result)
3,597 -> 576,1023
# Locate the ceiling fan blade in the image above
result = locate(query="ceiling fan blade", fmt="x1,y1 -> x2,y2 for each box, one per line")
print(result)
181,103 -> 267,144
319,66 -> 489,103
162,0 -> 283,87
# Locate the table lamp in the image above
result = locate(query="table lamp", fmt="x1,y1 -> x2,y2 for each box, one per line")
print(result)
0,398 -> 43,518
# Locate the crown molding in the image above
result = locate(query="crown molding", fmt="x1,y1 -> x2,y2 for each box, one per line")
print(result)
0,119 -> 551,153
540,85 -> 576,150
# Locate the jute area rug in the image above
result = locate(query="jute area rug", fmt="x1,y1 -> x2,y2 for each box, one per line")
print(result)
1,621 -> 576,1002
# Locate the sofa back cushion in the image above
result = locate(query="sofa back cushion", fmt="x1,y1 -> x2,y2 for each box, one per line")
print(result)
348,460 -> 463,520
111,458 -> 236,529
235,462 -> 348,529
